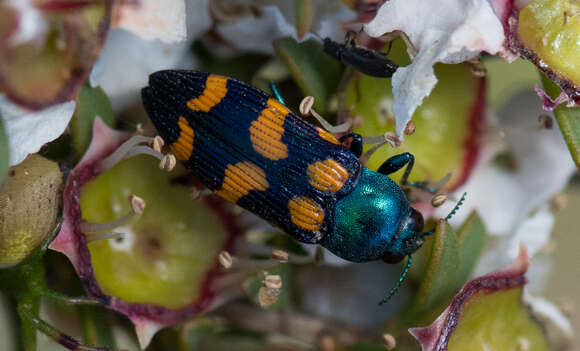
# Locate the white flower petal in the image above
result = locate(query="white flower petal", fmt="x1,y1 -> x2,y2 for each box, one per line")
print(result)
216,5 -> 311,55
6,0 -> 47,45
0,95 -> 75,166
186,0 -> 212,40
365,0 -> 504,136
114,0 -> 187,43
523,292 -> 574,345
90,29 -> 194,111
215,2 -> 354,55
436,91 -> 575,235
473,207 -> 553,278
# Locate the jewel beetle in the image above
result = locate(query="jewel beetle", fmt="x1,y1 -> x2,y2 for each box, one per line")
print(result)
141,70 -> 464,303
323,31 -> 399,78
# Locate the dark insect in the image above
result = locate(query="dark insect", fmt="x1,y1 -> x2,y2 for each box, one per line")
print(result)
141,70 -> 464,304
323,31 -> 399,78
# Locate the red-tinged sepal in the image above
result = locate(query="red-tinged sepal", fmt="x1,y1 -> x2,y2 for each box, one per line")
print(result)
50,119 -> 241,349
408,246 -> 564,351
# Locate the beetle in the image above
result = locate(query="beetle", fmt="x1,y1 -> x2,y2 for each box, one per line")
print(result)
323,31 -> 399,78
141,70 -> 463,303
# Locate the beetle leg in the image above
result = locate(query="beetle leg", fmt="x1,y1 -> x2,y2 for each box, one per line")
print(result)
339,133 -> 363,158
377,152 -> 437,193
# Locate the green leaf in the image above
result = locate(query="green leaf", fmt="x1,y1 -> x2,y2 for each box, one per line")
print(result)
0,116 -> 8,185
541,74 -> 580,171
404,214 -> 487,321
71,84 -> 114,161
406,220 -> 460,319
455,211 -> 486,284
446,288 -> 549,351
273,37 -> 342,114
345,343 -> 386,351
77,306 -> 116,349
294,0 -> 314,40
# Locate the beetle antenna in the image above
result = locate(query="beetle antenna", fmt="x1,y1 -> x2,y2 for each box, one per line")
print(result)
445,192 -> 467,221
379,256 -> 412,305
423,192 -> 467,236
269,81 -> 286,105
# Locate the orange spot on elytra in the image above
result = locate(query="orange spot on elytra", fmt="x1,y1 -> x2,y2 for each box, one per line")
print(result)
316,127 -> 340,144
215,162 -> 269,203
170,117 -> 194,160
186,75 -> 228,113
288,196 -> 325,231
307,159 -> 349,193
249,98 -> 289,160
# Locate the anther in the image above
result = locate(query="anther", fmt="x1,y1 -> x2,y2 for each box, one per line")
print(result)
538,114 -> 553,129
517,337 -> 531,351
159,154 -> 176,171
319,335 -> 336,351
431,193 -> 447,207
258,286 -> 281,307
79,195 -> 146,233
468,57 -> 487,77
151,136 -> 165,153
404,120 -> 416,135
218,251 -> 233,269
264,274 -> 282,289
382,333 -> 397,350
299,96 -> 351,133
270,249 -> 289,262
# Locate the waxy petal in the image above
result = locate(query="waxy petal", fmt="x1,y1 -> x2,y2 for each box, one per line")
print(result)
0,95 -> 75,166
364,0 -> 504,137
112,0 -> 187,43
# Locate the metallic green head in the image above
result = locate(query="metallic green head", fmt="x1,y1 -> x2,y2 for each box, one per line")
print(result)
321,168 -> 425,262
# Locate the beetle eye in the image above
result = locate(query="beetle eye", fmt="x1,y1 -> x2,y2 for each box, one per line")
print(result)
382,252 -> 404,264
409,208 -> 424,233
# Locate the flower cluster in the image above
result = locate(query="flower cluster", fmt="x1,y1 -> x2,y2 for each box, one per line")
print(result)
0,0 -> 577,350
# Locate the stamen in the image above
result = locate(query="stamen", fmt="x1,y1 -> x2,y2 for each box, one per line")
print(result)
86,231 -> 125,243
358,132 -> 401,164
362,131 -> 400,148
382,333 -> 397,350
79,195 -> 146,233
98,135 -> 175,173
538,114 -> 553,129
431,193 -> 447,207
270,249 -> 289,262
299,96 -> 352,133
468,57 -> 487,77
404,121 -> 416,135
264,274 -> 282,289
151,136 -> 165,153
359,140 -> 388,165
159,154 -> 176,171
218,250 -> 233,269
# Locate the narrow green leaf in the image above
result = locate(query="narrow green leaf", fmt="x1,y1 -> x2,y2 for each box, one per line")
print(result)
406,220 -> 460,318
455,211 -> 486,284
77,306 -> 116,349
295,0 -> 314,39
346,343 -> 386,351
541,74 -> 580,171
273,37 -> 342,114
0,116 -> 8,185
71,84 -> 114,161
